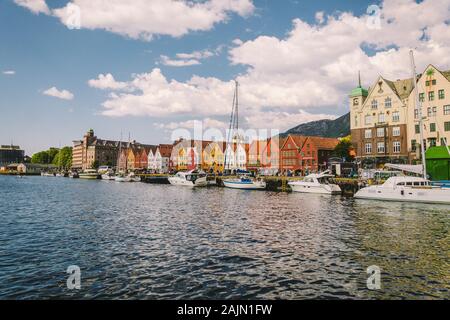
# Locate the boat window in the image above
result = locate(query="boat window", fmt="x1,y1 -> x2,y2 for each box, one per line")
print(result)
397,182 -> 405,186
413,182 -> 420,186
406,182 -> 413,186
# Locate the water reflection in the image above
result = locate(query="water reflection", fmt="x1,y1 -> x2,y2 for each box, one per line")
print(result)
0,176 -> 448,299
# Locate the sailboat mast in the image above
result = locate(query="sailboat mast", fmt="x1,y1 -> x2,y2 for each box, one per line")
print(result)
409,50 -> 427,179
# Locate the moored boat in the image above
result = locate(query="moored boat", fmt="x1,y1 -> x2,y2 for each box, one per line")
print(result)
223,176 -> 266,190
115,172 -> 132,182
101,171 -> 115,181
168,170 -> 207,187
78,169 -> 100,179
354,176 -> 450,204
288,171 -> 341,194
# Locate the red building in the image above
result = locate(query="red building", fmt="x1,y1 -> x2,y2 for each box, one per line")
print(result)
280,135 -> 339,175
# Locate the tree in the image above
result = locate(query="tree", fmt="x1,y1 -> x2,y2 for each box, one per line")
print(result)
91,160 -> 100,169
53,147 -> 72,169
31,151 -> 50,164
333,136 -> 354,161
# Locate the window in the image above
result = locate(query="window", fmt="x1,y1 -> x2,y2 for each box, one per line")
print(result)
444,105 -> 450,115
371,100 -> 378,110
393,127 -> 401,136
365,143 -> 372,154
377,128 -> 385,137
419,93 -> 425,102
429,138 -> 437,147
411,140 -> 417,152
354,116 -> 358,127
365,129 -> 372,139
430,123 -> 436,132
425,80 -> 430,86
441,138 -> 447,146
392,111 -> 400,122
377,142 -> 385,154
385,97 -> 392,108
365,115 -> 372,125
428,91 -> 434,101
353,98 -> 359,106
433,80 -> 437,85
415,125 -> 420,134
378,113 -> 385,123
393,141 -> 401,153
439,90 -> 445,100
445,122 -> 450,132
414,109 -> 419,119
428,107 -> 437,117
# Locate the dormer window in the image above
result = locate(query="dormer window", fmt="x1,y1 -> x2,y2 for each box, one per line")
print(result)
371,100 -> 378,110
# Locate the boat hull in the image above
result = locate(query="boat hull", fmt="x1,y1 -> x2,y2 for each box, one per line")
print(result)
288,182 -> 341,194
355,186 -> 450,205
79,174 -> 99,180
168,177 -> 207,187
223,180 -> 266,190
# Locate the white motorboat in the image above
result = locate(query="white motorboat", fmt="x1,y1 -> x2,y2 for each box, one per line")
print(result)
354,176 -> 450,205
223,176 -> 266,190
129,172 -> 141,182
168,170 -> 207,187
288,171 -> 341,194
101,172 -> 115,181
69,171 -> 79,178
115,172 -> 132,182
78,169 -> 100,180
41,172 -> 55,177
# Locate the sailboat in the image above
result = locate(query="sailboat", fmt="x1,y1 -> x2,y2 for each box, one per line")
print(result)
355,51 -> 450,205
222,81 -> 266,190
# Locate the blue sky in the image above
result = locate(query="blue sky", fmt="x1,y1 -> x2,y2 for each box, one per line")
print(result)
1,0 -> 448,155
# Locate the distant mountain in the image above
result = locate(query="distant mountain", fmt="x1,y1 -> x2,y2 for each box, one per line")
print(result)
282,112 -> 350,138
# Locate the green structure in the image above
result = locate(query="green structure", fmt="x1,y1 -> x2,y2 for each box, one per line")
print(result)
426,146 -> 450,181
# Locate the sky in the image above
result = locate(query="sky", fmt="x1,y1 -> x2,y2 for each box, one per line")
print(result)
1,0 -> 450,155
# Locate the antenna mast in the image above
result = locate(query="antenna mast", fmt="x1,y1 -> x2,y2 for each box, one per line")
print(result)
409,50 -> 427,179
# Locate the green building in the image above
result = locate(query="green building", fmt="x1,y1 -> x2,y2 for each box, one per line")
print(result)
426,146 -> 450,181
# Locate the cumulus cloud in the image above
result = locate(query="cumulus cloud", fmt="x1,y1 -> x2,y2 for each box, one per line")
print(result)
88,0 -> 450,131
2,70 -> 16,75
160,49 -> 220,67
43,87 -> 74,100
88,73 -> 129,90
14,0 -> 50,14
16,0 -> 255,40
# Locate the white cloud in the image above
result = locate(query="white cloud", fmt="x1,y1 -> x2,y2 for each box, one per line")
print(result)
89,0 -> 450,131
88,73 -> 128,90
14,0 -> 50,14
160,55 -> 201,67
2,70 -> 16,75
43,87 -> 74,100
17,0 -> 254,40
160,49 -> 219,67
155,118 -> 228,130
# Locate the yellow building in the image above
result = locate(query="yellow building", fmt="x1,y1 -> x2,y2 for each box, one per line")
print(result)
202,142 -> 226,173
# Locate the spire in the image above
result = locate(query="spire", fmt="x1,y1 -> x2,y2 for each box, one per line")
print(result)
358,71 -> 361,88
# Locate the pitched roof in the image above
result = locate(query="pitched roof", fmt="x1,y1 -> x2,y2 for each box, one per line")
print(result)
383,77 -> 414,100
307,136 -> 339,150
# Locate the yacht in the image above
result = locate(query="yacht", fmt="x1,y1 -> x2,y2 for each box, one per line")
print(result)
168,170 -> 207,187
115,172 -> 132,182
101,171 -> 115,181
288,171 -> 341,194
78,169 -> 100,180
354,176 -> 450,205
69,171 -> 79,179
223,176 -> 266,190
129,172 -> 141,182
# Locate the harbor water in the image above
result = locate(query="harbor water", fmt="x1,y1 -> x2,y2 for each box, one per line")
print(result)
0,175 -> 448,299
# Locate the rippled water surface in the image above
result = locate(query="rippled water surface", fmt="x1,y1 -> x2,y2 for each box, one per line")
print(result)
0,175 -> 448,299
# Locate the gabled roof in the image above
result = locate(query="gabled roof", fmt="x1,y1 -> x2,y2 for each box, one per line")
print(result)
307,136 -> 339,150
383,78 -> 414,100
282,134 -> 307,149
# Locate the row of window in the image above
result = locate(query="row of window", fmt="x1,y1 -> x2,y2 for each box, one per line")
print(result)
365,141 -> 401,154
371,98 -> 392,109
414,122 -> 450,134
365,112 -> 400,125
419,90 -> 445,102
364,127 -> 401,139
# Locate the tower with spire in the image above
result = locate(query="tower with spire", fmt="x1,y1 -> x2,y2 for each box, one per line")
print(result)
349,71 -> 369,130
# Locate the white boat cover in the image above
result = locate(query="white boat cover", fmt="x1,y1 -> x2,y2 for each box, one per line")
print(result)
384,163 -> 423,175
